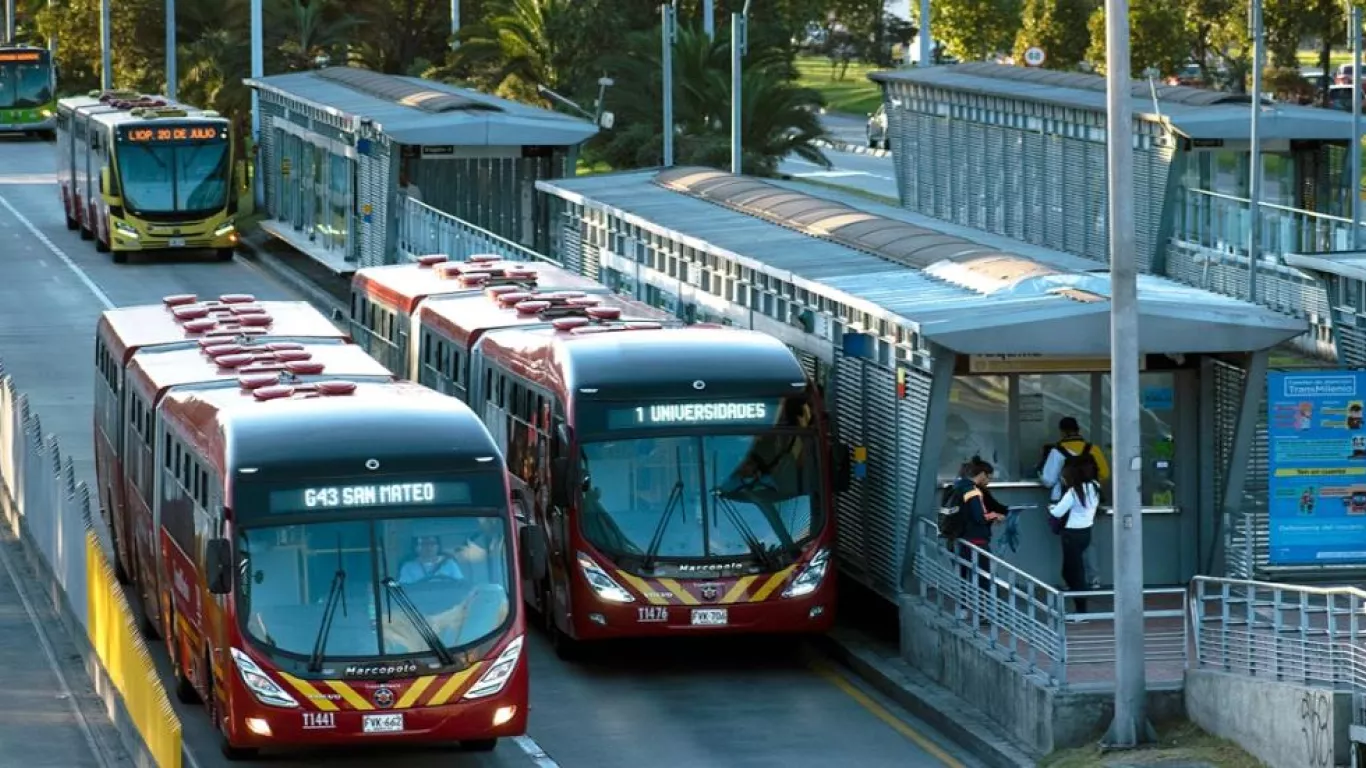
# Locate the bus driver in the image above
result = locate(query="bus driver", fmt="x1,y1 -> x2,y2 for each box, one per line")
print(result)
397,535 -> 464,585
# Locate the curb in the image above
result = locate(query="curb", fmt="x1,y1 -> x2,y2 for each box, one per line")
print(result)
814,138 -> 892,159
236,233 -> 348,318
814,627 -> 1040,768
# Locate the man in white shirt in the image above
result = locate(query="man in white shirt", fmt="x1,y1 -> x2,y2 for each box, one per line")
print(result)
1039,417 -> 1107,588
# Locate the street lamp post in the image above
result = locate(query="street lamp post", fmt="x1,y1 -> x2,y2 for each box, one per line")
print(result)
704,0 -> 714,39
4,0 -> 14,43
1102,0 -> 1153,748
251,0 -> 263,206
918,0 -> 931,66
1248,0 -> 1265,303
661,2 -> 676,167
731,1 -> 750,175
1352,4 -> 1362,248
166,0 -> 177,99
100,0 -> 111,89
451,0 -> 460,49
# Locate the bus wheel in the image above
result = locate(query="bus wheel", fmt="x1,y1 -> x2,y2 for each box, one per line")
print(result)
111,249 -> 128,264
64,213 -> 77,231
107,518 -> 130,585
79,225 -> 92,241
215,248 -> 235,262
95,236 -> 109,254
169,628 -> 199,704
460,739 -> 497,752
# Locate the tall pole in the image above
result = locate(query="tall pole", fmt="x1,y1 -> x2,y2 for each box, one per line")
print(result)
1352,5 -> 1362,248
251,0 -> 263,206
99,0 -> 111,89
918,0 -> 932,66
704,0 -> 714,39
4,0 -> 13,43
165,0 -> 177,99
1102,0 -> 1150,749
661,3 -> 674,167
1248,0 -> 1264,303
731,10 -> 746,174
450,0 -> 459,49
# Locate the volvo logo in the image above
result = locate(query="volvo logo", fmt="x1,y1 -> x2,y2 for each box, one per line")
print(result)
699,583 -> 721,601
365,459 -> 381,471
372,687 -> 395,708
693,380 -> 706,390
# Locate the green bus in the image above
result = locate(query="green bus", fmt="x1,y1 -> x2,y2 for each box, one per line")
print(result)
0,45 -> 55,139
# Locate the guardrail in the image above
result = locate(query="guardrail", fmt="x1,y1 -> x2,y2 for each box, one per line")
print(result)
0,363 -> 182,767
912,516 -> 1189,688
394,196 -> 553,265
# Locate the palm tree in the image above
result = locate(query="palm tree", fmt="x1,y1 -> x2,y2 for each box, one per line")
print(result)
595,23 -> 830,176
267,0 -> 358,71
436,0 -> 578,104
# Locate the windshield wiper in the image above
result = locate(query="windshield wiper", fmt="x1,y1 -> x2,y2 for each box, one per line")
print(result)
308,536 -> 348,673
380,577 -> 457,667
710,452 -> 782,570
642,445 -> 687,572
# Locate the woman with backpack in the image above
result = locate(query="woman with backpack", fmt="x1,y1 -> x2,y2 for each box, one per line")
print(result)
1048,460 -> 1101,618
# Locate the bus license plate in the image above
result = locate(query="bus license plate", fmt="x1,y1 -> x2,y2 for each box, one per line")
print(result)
691,608 -> 728,626
362,713 -> 404,733
168,237 -> 185,247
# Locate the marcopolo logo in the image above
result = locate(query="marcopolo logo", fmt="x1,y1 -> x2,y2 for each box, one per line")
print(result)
1283,375 -> 1357,398
344,661 -> 419,678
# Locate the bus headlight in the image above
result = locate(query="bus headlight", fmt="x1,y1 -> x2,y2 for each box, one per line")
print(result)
214,220 -> 236,237
462,635 -> 523,700
114,221 -> 139,239
230,647 -> 298,708
782,547 -> 830,599
577,551 -> 635,603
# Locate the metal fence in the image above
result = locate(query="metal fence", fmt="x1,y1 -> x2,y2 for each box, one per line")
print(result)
0,361 -> 182,767
912,516 -> 1189,688
395,197 -> 553,265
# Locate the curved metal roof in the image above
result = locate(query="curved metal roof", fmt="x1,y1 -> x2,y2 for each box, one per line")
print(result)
315,67 -> 502,114
872,61 -> 1248,107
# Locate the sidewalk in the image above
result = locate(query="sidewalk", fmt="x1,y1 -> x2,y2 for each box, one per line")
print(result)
0,513 -> 131,767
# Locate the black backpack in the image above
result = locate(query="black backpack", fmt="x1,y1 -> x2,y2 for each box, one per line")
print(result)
937,484 -> 967,539
1061,442 -> 1099,482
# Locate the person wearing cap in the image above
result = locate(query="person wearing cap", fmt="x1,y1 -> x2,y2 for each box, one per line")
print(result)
1038,416 -> 1109,589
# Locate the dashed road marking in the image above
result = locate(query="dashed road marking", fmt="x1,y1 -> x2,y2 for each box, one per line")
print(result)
0,193 -> 114,310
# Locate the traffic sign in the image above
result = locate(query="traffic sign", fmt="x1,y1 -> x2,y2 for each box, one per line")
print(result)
1024,47 -> 1046,67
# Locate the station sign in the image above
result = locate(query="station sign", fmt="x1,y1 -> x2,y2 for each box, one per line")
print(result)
967,354 -> 1147,374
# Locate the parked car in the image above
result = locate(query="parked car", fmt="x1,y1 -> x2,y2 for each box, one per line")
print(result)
867,104 -> 888,150
1327,83 -> 1366,111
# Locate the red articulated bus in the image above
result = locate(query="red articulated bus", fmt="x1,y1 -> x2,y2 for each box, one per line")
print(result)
349,256 -> 850,658
95,294 -> 544,759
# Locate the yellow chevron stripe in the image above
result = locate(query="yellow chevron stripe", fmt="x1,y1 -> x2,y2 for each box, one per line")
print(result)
749,566 -> 797,602
615,571 -> 668,605
722,575 -> 758,604
278,673 -> 340,712
395,675 -> 437,709
325,680 -> 373,711
425,663 -> 483,707
655,578 -> 699,605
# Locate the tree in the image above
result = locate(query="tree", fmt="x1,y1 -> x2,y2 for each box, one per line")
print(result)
1083,0 -> 1189,78
590,23 -> 829,176
1014,0 -> 1098,70
927,0 -> 1022,62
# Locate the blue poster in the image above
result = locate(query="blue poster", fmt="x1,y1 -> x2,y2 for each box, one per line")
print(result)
1267,371 -> 1366,565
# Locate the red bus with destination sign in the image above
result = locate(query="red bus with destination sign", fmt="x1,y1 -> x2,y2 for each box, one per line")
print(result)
350,256 -> 850,658
94,293 -> 546,758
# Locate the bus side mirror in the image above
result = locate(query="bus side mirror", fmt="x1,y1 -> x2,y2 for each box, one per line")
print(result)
834,442 -> 852,493
550,458 -> 570,507
518,525 -> 549,581
205,538 -> 232,595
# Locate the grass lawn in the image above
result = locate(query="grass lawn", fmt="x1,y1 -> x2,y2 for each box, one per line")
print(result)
795,55 -> 888,115
1039,721 -> 1261,768
576,158 -> 613,175
1297,49 -> 1353,69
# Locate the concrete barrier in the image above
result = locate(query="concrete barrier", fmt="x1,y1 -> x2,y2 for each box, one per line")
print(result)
0,363 -> 183,767
1186,669 -> 1350,768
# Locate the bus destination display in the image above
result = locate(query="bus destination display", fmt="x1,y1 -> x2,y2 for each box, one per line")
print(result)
0,51 -> 44,62
607,401 -> 777,429
270,481 -> 472,513
120,125 -> 223,143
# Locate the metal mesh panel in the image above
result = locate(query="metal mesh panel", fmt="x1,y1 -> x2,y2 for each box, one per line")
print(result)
1213,359 -> 1268,579
1043,133 -> 1063,248
1338,322 -> 1366,366
259,98 -> 285,217
832,353 -> 870,581
560,215 -> 583,275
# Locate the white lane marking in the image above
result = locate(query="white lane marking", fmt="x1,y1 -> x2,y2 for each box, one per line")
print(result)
0,193 -> 115,310
0,173 -> 58,184
0,530 -> 112,768
513,734 -> 561,767
782,158 -> 896,182
1,189 -> 561,768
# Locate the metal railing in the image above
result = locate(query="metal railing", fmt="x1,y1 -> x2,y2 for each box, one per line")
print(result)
912,516 -> 1190,687
394,196 -> 553,265
1173,186 -> 1360,258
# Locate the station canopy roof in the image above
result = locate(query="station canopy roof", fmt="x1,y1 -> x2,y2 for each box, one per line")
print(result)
244,66 -> 598,147
538,167 -> 1306,357
872,62 -> 1357,142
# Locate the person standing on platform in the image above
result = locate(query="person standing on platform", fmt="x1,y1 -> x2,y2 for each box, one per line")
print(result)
1039,416 -> 1109,588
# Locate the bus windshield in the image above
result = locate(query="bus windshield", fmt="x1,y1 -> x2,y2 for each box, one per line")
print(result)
0,60 -> 51,109
237,514 -> 513,667
579,431 -> 823,572
115,137 -> 230,214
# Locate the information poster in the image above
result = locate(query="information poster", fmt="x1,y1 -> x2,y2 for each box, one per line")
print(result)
1267,371 -> 1366,564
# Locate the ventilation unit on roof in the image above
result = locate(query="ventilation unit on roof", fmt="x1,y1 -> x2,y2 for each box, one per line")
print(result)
235,361 -> 331,391
162,293 -> 274,337
485,289 -> 665,333
416,254 -> 450,267
243,380 -> 358,401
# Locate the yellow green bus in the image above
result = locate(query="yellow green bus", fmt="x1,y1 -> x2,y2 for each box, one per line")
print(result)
0,45 -> 55,139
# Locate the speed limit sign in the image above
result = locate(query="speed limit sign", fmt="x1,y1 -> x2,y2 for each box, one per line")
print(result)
1024,47 -> 1046,67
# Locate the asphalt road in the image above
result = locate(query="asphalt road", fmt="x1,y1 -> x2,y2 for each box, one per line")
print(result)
780,144 -> 899,201
0,134 -> 976,768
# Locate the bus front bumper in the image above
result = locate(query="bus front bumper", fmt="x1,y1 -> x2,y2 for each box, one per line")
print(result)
0,116 -> 54,133
111,220 -> 239,252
